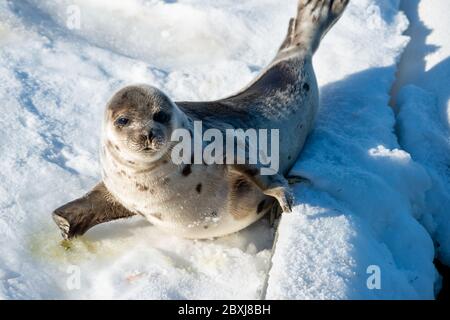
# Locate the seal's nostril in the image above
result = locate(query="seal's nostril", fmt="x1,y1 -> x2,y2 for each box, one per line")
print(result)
141,130 -> 153,141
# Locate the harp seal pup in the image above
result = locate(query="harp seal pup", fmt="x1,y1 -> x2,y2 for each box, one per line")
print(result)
52,0 -> 349,240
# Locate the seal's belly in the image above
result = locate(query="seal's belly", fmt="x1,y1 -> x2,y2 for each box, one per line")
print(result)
104,163 -> 267,239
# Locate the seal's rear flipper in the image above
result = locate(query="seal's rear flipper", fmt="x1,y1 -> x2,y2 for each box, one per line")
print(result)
278,0 -> 349,56
52,182 -> 135,240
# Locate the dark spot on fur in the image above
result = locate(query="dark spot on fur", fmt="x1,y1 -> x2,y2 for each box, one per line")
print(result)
128,160 -> 135,165
162,159 -> 169,164
151,213 -> 162,220
114,145 -> 120,151
153,111 -> 171,123
203,225 -> 209,229
136,183 -> 149,191
303,82 -> 310,92
182,165 -> 192,176
257,200 -> 267,214
233,178 -> 250,194
211,211 -> 218,217
196,183 -> 202,193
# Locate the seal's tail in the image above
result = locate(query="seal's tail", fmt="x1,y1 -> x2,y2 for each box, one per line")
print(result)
278,0 -> 349,56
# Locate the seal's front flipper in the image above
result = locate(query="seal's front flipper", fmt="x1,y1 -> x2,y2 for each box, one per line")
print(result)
52,200 -> 90,240
230,165 -> 294,213
52,182 -> 135,240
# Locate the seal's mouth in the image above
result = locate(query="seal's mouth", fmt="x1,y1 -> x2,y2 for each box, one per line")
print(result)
141,146 -> 155,153
139,142 -> 155,152
126,131 -> 167,155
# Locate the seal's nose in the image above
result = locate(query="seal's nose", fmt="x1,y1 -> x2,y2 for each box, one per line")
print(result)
144,129 -> 154,141
141,129 -> 153,142
146,130 -> 154,140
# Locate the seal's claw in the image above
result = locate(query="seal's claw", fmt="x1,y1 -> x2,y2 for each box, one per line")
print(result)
266,186 -> 294,214
283,189 -> 294,213
52,212 -> 71,240
269,203 -> 283,226
51,201 -> 93,240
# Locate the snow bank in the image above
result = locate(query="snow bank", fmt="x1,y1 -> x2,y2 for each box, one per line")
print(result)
395,0 -> 450,266
265,0 -> 438,299
397,87 -> 450,266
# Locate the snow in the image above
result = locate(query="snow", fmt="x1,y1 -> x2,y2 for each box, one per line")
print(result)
0,0 -> 287,299
265,0 -> 437,300
0,0 -> 448,300
395,0 -> 450,266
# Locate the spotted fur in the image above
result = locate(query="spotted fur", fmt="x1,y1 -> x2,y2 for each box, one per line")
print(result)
51,0 -> 348,240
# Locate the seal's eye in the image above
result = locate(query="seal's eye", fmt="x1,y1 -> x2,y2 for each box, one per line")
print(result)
115,117 -> 130,127
153,111 -> 170,124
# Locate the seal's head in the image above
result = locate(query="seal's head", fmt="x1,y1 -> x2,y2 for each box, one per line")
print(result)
103,85 -> 185,163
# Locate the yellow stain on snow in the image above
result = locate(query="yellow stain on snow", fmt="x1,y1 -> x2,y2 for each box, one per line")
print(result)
28,228 -> 129,265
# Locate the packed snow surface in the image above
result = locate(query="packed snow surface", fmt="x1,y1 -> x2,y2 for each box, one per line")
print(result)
0,0 -> 448,299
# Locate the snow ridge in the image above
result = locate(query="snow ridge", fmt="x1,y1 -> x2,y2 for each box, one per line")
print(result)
394,0 -> 450,267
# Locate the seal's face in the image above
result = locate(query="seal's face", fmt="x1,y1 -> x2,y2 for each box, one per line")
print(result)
104,85 -> 182,163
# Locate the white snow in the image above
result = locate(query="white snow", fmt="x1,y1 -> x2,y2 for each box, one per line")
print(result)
0,0 -> 288,299
0,0 -> 448,300
395,0 -> 450,266
265,0 -> 437,300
